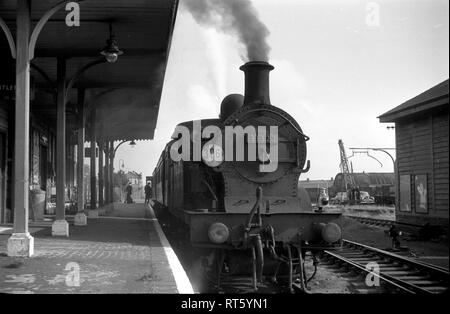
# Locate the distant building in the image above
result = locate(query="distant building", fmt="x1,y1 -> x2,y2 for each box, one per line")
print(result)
330,172 -> 395,204
125,171 -> 143,199
126,171 -> 141,185
379,79 -> 449,227
298,178 -> 334,204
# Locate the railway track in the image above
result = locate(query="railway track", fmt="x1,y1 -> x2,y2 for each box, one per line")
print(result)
344,215 -> 430,239
345,215 -> 421,229
320,239 -> 449,294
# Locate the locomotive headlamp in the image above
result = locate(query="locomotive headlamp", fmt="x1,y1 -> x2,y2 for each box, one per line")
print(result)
321,222 -> 341,243
208,222 -> 229,244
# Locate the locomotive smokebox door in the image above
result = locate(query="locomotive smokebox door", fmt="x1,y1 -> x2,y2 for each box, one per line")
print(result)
220,61 -> 309,214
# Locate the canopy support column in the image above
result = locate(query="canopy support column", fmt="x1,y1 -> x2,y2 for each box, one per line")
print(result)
89,110 -> 98,217
7,0 -> 33,256
109,141 -> 114,203
104,144 -> 110,205
74,88 -> 87,226
98,141 -> 104,208
52,57 -> 69,237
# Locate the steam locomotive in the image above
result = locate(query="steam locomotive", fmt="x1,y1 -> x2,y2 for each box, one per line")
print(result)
152,61 -> 342,292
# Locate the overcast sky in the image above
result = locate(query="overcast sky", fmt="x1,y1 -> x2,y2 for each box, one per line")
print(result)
115,0 -> 449,181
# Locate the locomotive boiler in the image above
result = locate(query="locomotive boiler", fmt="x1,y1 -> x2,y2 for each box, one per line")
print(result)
152,61 -> 342,292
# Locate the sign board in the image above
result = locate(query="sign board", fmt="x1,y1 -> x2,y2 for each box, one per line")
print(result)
0,65 -> 35,101
0,62 -> 15,101
414,174 -> 428,213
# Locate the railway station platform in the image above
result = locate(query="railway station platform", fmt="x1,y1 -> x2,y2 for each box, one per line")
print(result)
0,202 -> 193,294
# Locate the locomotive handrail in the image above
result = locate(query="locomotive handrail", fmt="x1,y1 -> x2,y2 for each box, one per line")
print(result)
202,179 -> 218,202
245,187 -> 263,232
300,160 -> 310,173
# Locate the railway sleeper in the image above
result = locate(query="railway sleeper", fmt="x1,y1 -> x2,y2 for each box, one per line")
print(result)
338,252 -> 372,257
350,259 -> 393,265
345,256 -> 385,261
424,286 -> 448,293
339,254 -> 382,260
379,266 -> 410,271
405,280 -> 446,286
382,270 -> 423,276
343,255 -> 397,263
351,276 -> 410,294
390,275 -> 432,280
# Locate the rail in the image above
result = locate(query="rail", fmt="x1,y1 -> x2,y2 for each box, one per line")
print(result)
322,250 -> 415,294
343,239 -> 449,275
321,239 -> 449,294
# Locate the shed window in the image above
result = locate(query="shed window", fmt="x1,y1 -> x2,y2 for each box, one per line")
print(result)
414,174 -> 428,213
399,175 -> 411,212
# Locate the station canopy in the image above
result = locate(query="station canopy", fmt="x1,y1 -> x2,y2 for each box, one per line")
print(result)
0,0 -> 179,141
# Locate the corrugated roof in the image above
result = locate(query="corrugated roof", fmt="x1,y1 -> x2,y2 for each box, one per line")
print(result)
379,79 -> 449,122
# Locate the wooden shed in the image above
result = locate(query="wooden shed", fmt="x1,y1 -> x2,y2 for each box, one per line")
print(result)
379,79 -> 449,228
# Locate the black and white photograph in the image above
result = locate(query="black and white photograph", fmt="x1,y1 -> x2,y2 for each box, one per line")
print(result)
0,0 -> 448,305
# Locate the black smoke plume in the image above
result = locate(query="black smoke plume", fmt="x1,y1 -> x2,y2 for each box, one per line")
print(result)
183,0 -> 271,61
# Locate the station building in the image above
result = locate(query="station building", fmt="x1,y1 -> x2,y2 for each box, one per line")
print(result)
379,79 -> 449,228
125,170 -> 144,199
0,0 -> 178,256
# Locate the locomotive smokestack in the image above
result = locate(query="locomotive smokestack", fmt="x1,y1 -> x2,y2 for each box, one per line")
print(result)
240,61 -> 274,106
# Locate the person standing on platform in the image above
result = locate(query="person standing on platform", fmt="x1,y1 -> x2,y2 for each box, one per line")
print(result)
145,182 -> 152,204
126,182 -> 133,204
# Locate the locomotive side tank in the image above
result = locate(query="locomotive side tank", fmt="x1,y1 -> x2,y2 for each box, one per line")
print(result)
153,61 -> 342,291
